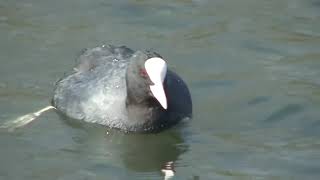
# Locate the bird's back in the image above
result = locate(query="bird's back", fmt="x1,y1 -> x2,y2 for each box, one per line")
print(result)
52,45 -> 134,129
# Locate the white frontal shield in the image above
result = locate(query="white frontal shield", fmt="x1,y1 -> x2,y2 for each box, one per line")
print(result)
144,57 -> 168,109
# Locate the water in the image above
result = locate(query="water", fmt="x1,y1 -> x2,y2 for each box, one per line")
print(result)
1,0 -> 320,179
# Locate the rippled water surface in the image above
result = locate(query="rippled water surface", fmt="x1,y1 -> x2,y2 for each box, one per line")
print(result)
1,0 -> 320,179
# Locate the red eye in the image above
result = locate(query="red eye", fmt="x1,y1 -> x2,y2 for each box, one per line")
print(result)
139,69 -> 148,77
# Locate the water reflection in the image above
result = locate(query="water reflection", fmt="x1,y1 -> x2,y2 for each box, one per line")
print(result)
100,128 -> 188,179
60,115 -> 188,178
119,130 -> 187,173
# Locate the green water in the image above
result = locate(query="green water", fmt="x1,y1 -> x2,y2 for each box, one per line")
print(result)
1,0 -> 320,179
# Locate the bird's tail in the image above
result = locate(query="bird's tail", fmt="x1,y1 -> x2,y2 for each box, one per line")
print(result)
0,105 -> 56,132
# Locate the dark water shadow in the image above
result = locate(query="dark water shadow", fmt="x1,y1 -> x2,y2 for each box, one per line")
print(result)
247,96 -> 270,106
264,104 -> 304,123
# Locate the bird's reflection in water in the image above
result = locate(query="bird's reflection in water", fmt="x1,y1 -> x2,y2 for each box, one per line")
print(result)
108,128 -> 188,179
60,116 -> 189,179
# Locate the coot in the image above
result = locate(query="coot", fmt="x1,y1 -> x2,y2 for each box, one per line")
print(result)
52,45 -> 192,132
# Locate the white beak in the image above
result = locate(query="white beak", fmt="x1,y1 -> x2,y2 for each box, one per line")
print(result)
145,57 -> 168,109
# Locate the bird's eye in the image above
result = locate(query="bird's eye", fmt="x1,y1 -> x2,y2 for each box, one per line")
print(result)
139,69 -> 148,78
